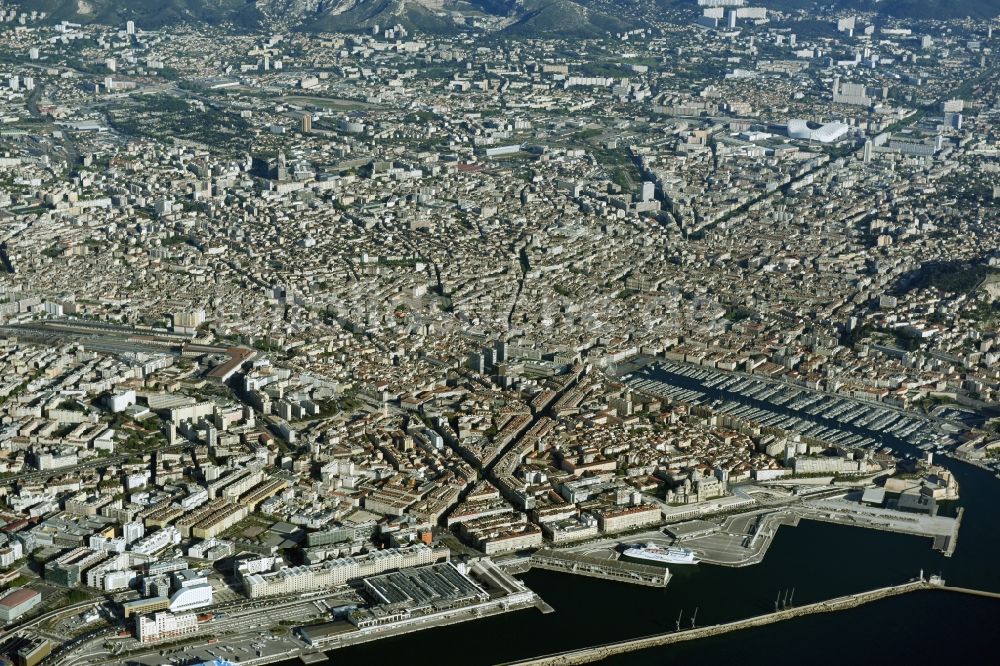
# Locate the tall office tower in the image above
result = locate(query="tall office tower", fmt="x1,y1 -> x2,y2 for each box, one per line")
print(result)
276,151 -> 288,181
468,352 -> 485,374
126,20 -> 135,35
641,181 -> 655,202
301,114 -> 312,133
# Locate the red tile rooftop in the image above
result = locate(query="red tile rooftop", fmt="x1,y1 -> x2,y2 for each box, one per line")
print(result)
206,347 -> 256,380
0,588 -> 39,608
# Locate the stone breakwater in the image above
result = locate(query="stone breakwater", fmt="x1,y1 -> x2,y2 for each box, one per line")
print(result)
503,580 -> 932,666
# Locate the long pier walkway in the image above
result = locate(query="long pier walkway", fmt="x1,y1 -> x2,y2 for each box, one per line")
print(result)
938,585 -> 1000,600
501,577 -> 1000,666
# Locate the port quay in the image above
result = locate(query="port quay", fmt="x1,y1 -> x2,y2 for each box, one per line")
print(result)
501,577 -> 1000,666
525,550 -> 670,587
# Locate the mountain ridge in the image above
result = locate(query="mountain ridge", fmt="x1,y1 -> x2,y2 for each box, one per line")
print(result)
20,0 -> 1000,36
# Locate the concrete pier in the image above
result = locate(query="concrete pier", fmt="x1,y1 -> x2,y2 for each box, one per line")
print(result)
790,497 -> 960,554
939,585 -> 1000,600
943,506 -> 963,557
501,580 -> 930,666
535,599 -> 556,614
529,549 -> 670,587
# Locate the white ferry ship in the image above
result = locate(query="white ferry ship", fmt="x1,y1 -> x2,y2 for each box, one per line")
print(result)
622,543 -> 700,565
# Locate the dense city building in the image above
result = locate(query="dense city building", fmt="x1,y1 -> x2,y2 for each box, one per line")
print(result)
0,1 -> 994,664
